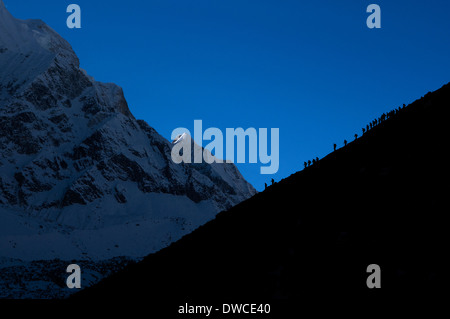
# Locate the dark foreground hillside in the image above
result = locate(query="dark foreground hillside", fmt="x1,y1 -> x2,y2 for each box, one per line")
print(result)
74,83 -> 450,315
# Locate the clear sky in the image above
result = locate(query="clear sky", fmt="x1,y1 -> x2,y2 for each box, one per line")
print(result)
5,0 -> 450,190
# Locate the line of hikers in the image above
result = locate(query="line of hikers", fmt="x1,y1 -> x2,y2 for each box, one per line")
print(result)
360,103 -> 406,137
265,104 -> 408,190
304,157 -> 320,169
264,178 -> 275,190
304,103 -> 408,171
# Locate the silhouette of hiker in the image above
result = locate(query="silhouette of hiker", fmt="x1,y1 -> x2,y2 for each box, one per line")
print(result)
333,144 -> 337,151
344,140 -> 347,146
316,157 -> 319,162
308,160 -> 311,167
304,162 -> 307,169
354,134 -> 358,140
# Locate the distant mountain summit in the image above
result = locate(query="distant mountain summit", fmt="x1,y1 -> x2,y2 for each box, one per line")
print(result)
0,0 -> 255,290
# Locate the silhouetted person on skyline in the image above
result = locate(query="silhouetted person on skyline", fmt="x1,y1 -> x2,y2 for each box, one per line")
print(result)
333,144 -> 337,151
308,160 -> 311,167
304,162 -> 307,169
316,157 -> 319,162
354,134 -> 358,140
344,140 -> 347,146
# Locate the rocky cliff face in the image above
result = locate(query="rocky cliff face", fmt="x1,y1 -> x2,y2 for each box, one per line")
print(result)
0,2 -> 255,265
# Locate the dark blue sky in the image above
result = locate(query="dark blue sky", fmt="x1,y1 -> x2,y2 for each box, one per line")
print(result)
6,0 -> 450,190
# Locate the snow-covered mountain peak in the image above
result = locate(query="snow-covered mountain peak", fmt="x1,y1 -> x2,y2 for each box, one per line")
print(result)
0,2 -> 257,298
0,4 -> 256,271
0,4 -> 80,103
0,3 -> 74,56
172,132 -> 187,144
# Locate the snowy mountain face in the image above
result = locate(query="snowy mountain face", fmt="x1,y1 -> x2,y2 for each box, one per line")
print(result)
0,2 -> 255,297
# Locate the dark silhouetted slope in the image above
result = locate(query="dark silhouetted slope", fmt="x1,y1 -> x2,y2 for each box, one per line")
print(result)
74,83 -> 450,314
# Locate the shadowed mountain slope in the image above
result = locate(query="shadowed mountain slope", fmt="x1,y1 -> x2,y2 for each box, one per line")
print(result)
75,83 -> 450,314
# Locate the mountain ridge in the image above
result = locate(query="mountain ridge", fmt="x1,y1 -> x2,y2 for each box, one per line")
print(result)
0,3 -> 255,298
0,2 -> 255,226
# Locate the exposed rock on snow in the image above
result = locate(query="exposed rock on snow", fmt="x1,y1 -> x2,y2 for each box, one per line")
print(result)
0,1 -> 256,298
